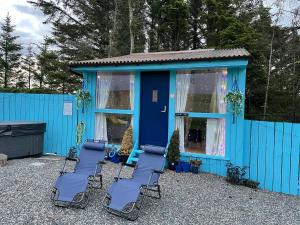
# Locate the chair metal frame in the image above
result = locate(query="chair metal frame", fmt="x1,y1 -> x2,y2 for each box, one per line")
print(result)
51,140 -> 106,208
102,162 -> 163,221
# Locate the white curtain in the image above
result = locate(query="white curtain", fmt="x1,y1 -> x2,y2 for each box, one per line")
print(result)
129,73 -> 134,110
175,72 -> 191,152
95,73 -> 112,141
206,71 -> 226,156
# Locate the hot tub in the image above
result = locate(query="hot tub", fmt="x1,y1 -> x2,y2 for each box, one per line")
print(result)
0,121 -> 46,159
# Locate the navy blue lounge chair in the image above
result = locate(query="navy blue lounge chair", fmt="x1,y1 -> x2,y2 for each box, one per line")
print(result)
103,145 -> 166,220
51,140 -> 106,208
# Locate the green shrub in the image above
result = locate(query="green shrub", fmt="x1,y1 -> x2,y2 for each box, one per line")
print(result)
167,129 -> 180,164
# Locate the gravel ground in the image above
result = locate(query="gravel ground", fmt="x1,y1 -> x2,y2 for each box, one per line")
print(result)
0,157 -> 300,225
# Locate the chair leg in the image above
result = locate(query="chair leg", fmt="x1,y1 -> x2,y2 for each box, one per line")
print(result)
143,185 -> 161,199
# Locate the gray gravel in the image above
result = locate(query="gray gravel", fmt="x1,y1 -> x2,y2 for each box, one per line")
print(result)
0,157 -> 300,225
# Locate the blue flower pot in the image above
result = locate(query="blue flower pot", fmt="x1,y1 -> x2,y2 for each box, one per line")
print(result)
181,162 -> 191,173
110,154 -> 119,163
175,164 -> 182,173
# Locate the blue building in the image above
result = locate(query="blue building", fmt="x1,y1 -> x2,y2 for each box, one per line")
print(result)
70,48 -> 250,175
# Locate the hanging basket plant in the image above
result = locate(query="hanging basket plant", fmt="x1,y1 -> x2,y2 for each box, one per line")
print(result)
75,89 -> 91,114
224,77 -> 244,123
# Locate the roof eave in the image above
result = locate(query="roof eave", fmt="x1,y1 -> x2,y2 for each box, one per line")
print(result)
69,55 -> 250,68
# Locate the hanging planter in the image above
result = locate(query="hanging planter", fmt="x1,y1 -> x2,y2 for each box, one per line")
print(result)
224,77 -> 244,123
75,89 -> 91,114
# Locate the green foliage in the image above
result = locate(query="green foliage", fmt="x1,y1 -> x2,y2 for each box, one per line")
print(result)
167,129 -> 180,164
0,14 -> 22,88
0,87 -> 57,94
225,90 -> 244,116
75,89 -> 91,110
76,121 -> 86,145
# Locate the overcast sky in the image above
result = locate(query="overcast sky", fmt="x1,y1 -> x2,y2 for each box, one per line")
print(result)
0,0 -> 299,55
0,0 -> 52,54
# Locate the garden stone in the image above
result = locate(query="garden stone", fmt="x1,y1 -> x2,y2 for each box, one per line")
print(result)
0,153 -> 8,167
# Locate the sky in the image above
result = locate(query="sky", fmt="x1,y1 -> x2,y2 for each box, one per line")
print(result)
0,0 -> 299,55
0,0 -> 52,54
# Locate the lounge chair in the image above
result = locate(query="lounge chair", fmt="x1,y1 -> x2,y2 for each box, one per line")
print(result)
103,145 -> 166,220
51,140 -> 106,208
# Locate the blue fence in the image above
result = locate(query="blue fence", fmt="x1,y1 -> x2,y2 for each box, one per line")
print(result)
0,93 -> 78,156
244,120 -> 300,196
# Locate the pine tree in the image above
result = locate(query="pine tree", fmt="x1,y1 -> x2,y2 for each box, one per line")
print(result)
0,14 -> 22,88
21,44 -> 36,89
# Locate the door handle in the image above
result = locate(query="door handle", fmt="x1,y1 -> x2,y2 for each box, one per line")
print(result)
161,105 -> 167,113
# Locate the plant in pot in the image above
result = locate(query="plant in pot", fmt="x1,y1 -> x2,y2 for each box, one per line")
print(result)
190,159 -> 202,174
118,125 -> 133,163
224,86 -> 244,124
167,129 -> 180,170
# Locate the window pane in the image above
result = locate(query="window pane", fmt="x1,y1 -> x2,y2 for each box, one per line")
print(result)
184,117 -> 225,156
176,69 -> 227,113
106,114 -> 131,145
96,72 -> 134,109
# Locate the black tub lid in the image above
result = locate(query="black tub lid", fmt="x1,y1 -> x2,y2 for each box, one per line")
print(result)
0,121 -> 45,125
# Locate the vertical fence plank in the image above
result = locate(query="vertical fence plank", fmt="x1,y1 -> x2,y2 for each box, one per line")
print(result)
290,123 -> 300,195
273,122 -> 284,193
249,121 -> 259,182
243,120 -> 251,179
258,121 -> 267,189
265,122 -> 275,191
282,122 -> 293,194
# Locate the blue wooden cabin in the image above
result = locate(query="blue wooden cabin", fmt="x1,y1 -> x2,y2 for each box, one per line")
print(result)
70,48 -> 250,176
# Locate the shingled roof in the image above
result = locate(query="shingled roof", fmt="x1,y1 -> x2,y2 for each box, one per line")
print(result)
69,48 -> 250,67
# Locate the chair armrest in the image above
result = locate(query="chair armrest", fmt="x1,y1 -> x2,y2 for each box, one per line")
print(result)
152,169 -> 164,174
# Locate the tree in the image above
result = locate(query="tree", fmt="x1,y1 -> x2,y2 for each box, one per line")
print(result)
21,44 -> 36,89
35,37 -> 80,93
0,14 -> 22,88
188,0 -> 204,49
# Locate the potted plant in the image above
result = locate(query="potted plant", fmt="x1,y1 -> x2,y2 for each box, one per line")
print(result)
224,90 -> 244,124
167,129 -> 180,170
190,159 -> 202,174
118,126 -> 133,163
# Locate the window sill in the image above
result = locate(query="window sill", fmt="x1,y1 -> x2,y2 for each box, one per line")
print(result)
94,108 -> 133,114
180,152 -> 229,161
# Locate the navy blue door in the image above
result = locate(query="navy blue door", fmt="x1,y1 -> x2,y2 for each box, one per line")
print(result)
139,71 -> 170,147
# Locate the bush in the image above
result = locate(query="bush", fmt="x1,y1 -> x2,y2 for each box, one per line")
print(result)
167,129 -> 180,164
0,87 -> 57,94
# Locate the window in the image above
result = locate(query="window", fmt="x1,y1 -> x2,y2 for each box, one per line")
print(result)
184,118 -> 225,156
95,72 -> 134,144
177,69 -> 227,113
176,69 -> 227,156
106,114 -> 131,145
96,72 -> 134,109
